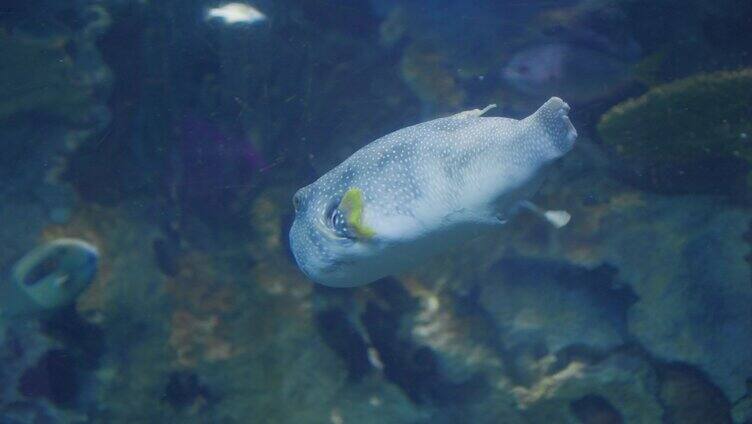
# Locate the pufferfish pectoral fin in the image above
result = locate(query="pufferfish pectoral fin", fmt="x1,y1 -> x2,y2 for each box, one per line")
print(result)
339,187 -> 377,240
517,200 -> 571,229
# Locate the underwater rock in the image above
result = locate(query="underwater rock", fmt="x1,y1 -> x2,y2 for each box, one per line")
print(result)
164,371 -> 211,411
0,325 -> 56,416
399,277 -> 506,388
513,353 -> 662,423
400,42 -> 466,114
315,306 -> 373,381
657,363 -> 733,424
499,161 -> 752,407
616,198 -> 752,404
734,393 -> 752,424
0,7 -> 110,124
0,33 -> 91,123
64,188 -> 421,423
356,279 -> 497,406
385,252 -> 660,422
570,394 -> 623,424
39,203 -> 174,421
1,238 -> 99,318
18,348 -> 80,405
169,310 -> 234,368
0,2 -> 111,304
163,249 -> 245,367
481,258 -> 634,356
597,69 -> 752,195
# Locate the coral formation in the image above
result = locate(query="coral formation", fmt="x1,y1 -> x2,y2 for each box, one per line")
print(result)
0,4 -> 111,420
495,152 -> 752,418
599,69 -> 752,163
598,69 -> 752,194
0,4 -> 110,124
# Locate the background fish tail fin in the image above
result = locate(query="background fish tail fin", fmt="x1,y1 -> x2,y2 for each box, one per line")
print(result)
527,97 -> 578,156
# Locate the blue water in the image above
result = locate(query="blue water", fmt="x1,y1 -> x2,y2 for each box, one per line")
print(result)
1,0 -> 751,422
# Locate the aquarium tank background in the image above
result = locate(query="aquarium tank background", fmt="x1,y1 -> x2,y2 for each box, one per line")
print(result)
1,0 -> 751,422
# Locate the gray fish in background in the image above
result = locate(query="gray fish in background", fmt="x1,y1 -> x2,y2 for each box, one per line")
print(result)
205,3 -> 267,25
502,42 -> 632,105
0,238 -> 99,318
290,97 -> 576,287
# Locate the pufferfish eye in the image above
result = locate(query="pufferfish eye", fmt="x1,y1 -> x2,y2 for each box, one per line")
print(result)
326,202 -> 353,239
330,208 -> 348,237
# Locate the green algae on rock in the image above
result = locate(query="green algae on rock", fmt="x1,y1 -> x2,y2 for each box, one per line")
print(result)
597,69 -> 752,195
598,69 -> 752,163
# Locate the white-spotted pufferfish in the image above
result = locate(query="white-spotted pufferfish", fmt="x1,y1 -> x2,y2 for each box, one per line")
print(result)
290,97 -> 577,287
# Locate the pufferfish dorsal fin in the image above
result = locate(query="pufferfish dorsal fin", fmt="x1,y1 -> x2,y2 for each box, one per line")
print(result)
452,104 -> 497,120
339,187 -> 377,240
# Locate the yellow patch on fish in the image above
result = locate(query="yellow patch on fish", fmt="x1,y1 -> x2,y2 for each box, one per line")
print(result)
339,187 -> 376,239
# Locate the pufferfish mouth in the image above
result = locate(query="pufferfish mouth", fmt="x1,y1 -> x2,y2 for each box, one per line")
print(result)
316,218 -> 357,246
290,217 -> 344,275
291,223 -> 343,282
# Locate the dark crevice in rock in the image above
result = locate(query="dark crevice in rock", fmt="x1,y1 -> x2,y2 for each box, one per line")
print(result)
64,2 -> 165,205
597,344 -> 735,424
359,278 -> 488,405
369,277 -> 421,313
742,218 -> 752,286
163,371 -> 212,410
40,307 -> 105,370
14,307 -> 107,409
314,308 -> 372,382
18,349 -> 79,407
552,262 -> 638,335
152,222 -> 184,277
656,362 -> 733,424
451,281 -> 518,383
570,394 -> 624,424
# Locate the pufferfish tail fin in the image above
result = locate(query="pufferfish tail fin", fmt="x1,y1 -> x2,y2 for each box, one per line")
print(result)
525,97 -> 578,157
